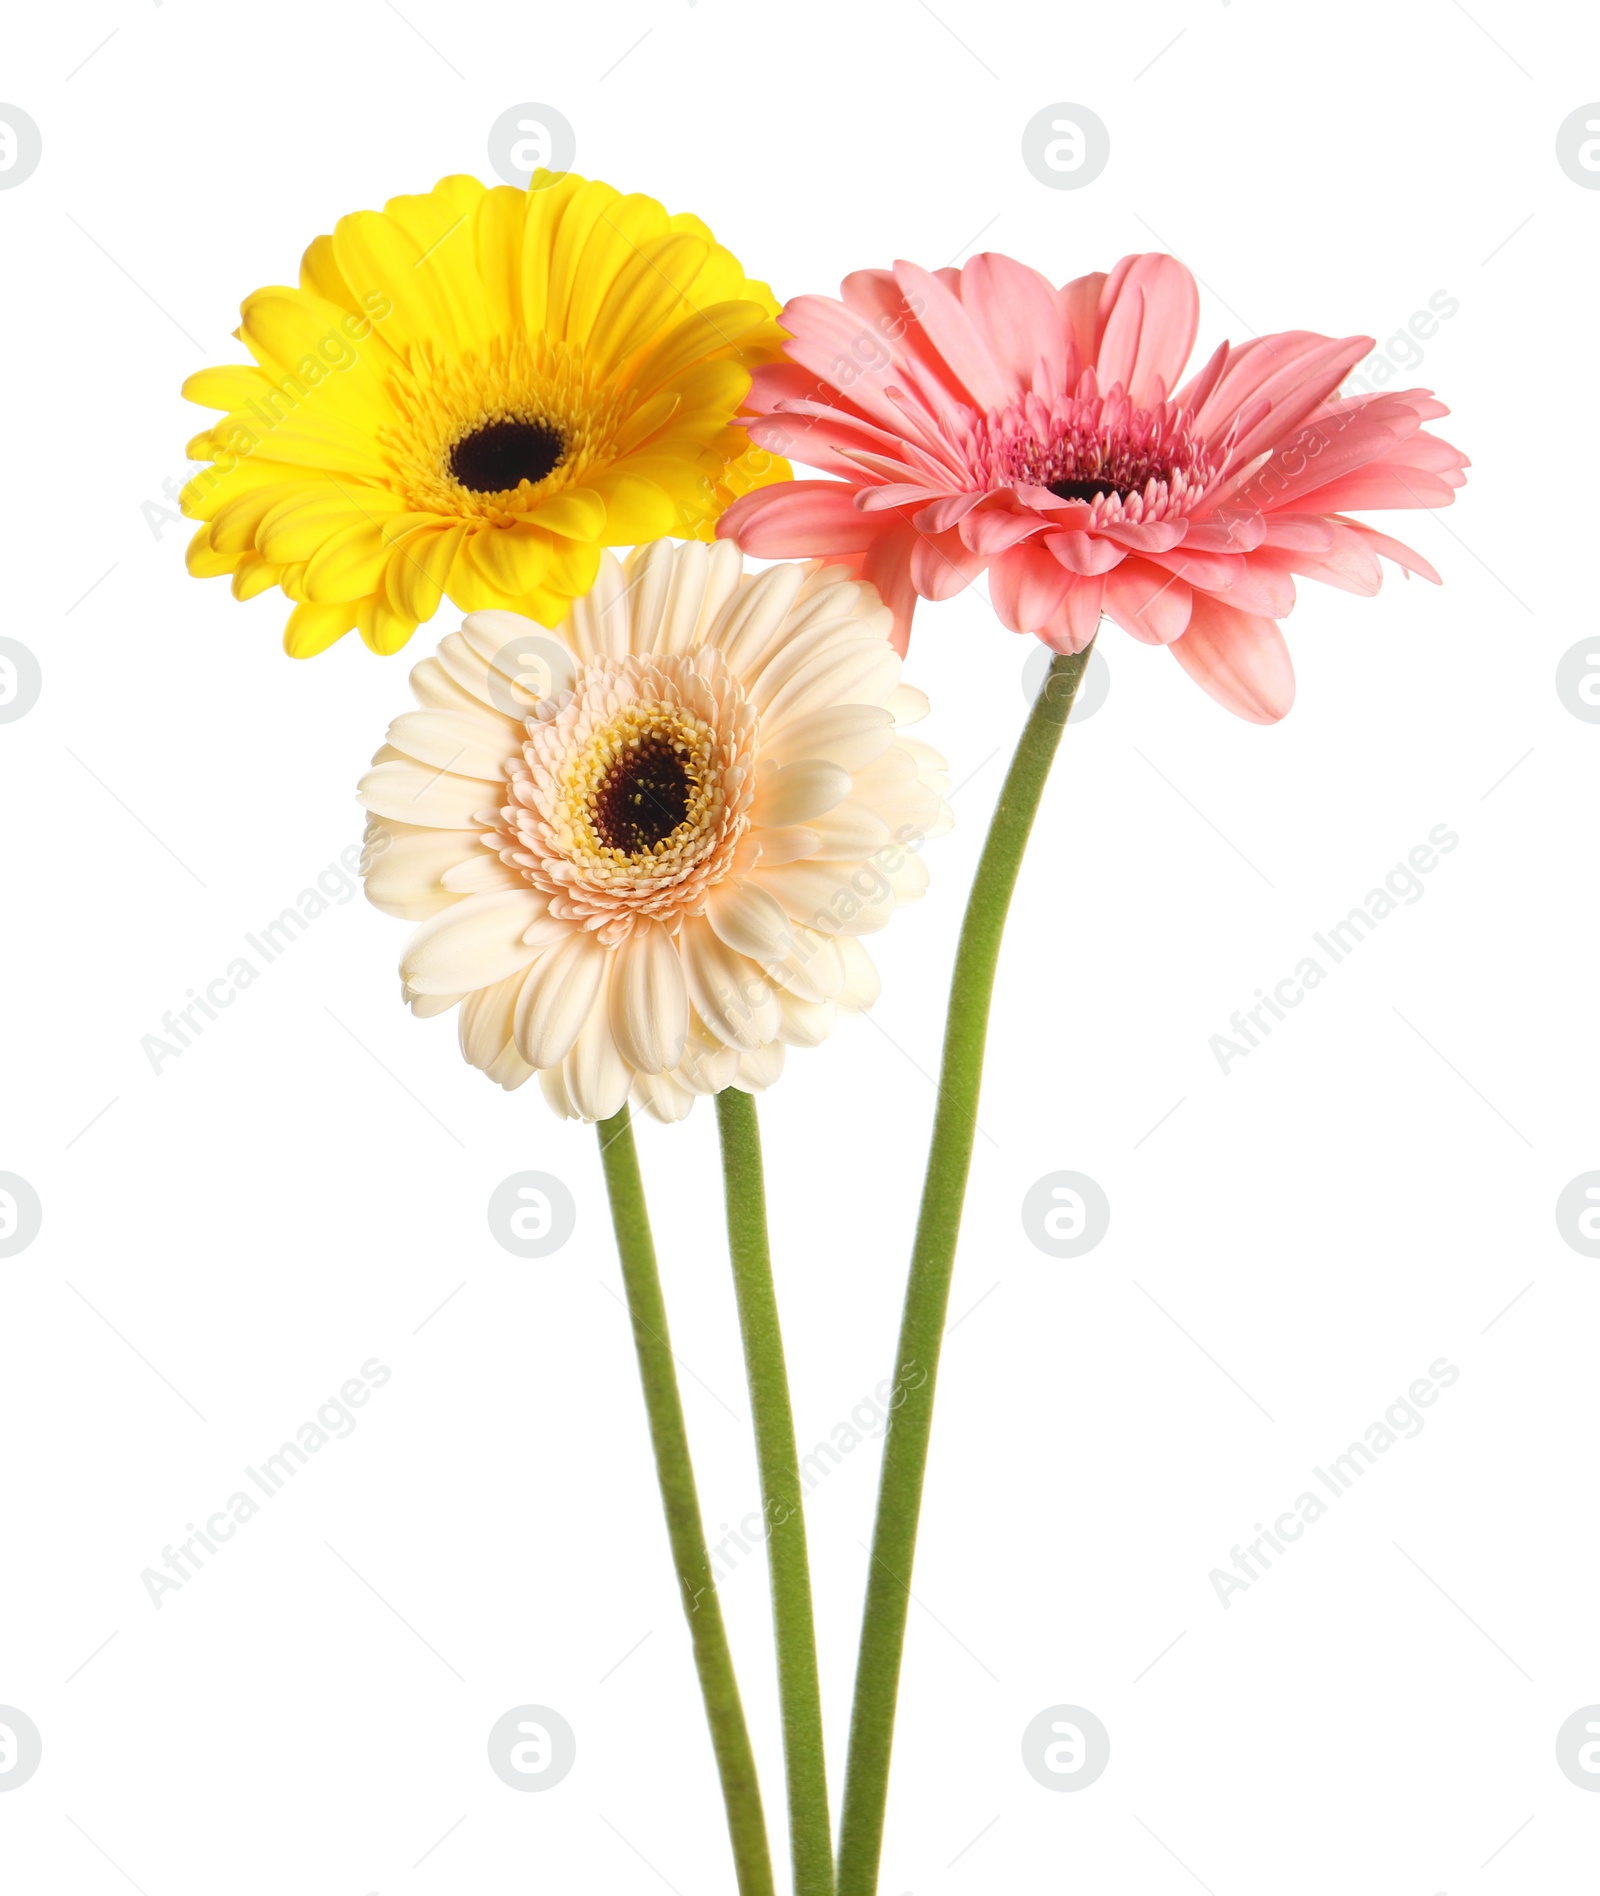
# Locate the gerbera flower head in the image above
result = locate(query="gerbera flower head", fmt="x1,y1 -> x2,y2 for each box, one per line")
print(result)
717,252 -> 1469,722
181,172 -> 790,658
358,539 -> 951,1122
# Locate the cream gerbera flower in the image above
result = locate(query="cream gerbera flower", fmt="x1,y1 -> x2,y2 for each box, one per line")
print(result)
358,540 -> 951,1121
181,172 -> 789,658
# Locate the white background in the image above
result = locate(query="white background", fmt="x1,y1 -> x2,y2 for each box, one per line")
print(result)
1,2 -> 1596,1890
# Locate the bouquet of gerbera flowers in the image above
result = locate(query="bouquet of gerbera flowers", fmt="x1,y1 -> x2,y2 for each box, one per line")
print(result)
181,168 -> 1464,1896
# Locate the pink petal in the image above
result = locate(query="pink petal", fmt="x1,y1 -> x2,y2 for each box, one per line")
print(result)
1093,254 -> 1201,407
961,503 -> 1048,556
1103,562 -> 1193,644
892,260 -> 1015,412
855,481 -> 948,511
1143,545 -> 1245,592
1170,593 -> 1296,724
988,543 -> 1073,635
1043,529 -> 1126,576
838,266 -> 980,416
718,481 -> 881,555
1215,555 -> 1297,618
778,295 -> 943,438
1037,575 -> 1105,654
1059,271 -> 1108,363
954,252 -> 1070,393
1179,511 -> 1269,554
1250,526 -> 1383,598
1289,466 -> 1459,513
855,524 -> 922,655
909,527 -> 987,600
1189,332 -> 1370,463
1095,519 -> 1187,554
1343,522 -> 1441,584
1256,514 -> 1337,554
913,491 -> 986,534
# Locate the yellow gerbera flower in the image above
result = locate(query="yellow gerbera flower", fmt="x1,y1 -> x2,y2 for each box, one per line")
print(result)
180,172 -> 790,658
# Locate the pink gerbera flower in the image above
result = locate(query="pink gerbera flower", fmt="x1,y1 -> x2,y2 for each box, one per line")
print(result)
717,253 -> 1468,722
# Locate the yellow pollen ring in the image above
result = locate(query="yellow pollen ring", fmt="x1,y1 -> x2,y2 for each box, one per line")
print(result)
554,702 -> 720,877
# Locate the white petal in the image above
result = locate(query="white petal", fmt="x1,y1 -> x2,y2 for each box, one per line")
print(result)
401,891 -> 547,995
756,861 -> 897,936
408,991 -> 462,1018
734,1042 -> 786,1092
705,879 -> 794,962
633,1069 -> 697,1123
886,682 -> 930,725
758,640 -> 902,727
745,613 -> 879,710
490,1047 -> 535,1091
805,800 -> 893,860
848,746 -> 916,796
738,827 -> 820,869
886,849 -> 930,903
409,655 -> 497,717
622,541 -> 677,654
359,758 -> 500,830
514,930 -> 607,1068
698,539 -> 746,638
563,971 -> 633,1121
439,852 -> 526,895
834,936 -> 882,1010
678,1012 -> 742,1094
387,709 -> 517,780
608,919 -> 688,1074
679,917 -> 779,1050
458,612 -> 577,709
896,734 -> 950,789
881,787 -> 951,845
459,967 -> 527,1069
761,921 -> 841,1003
432,629 -> 501,708
761,703 -> 895,772
752,759 -> 852,829
363,823 -> 483,919
538,1061 -> 577,1117
785,575 -> 873,631
774,990 -> 837,1048
651,539 -> 712,657
712,561 -> 806,674
564,552 -> 630,660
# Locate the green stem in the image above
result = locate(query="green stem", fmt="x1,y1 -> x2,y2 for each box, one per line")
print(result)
715,1088 -> 835,1896
597,1106 -> 775,1896
835,644 -> 1095,1896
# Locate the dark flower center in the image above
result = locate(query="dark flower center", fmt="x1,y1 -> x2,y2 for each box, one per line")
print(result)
1047,476 -> 1131,503
449,418 -> 566,493
591,735 -> 694,854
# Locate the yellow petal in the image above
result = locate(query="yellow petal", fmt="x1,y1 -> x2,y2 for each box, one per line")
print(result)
185,525 -> 234,578
298,232 -> 352,308
541,536 -> 602,601
284,600 -> 359,658
585,232 -> 709,379
517,171 -> 588,334
303,519 -> 399,603
384,523 -> 467,623
357,595 -> 420,655
592,472 -> 678,545
332,209 -> 465,356
257,488 -> 376,563
466,524 -> 551,596
469,184 -> 525,337
522,487 -> 605,539
231,554 -> 284,600
565,192 -> 672,347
